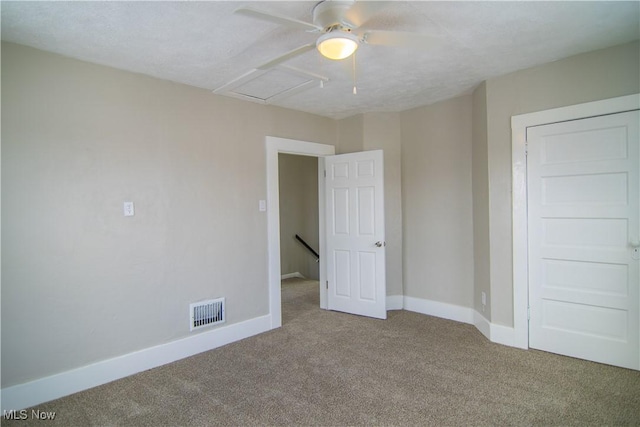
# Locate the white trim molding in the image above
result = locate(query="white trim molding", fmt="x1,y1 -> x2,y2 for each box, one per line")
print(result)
473,311 -> 491,340
511,94 -> 640,350
403,296 -> 516,346
1,315 -> 271,412
281,272 -> 306,280
489,322 -> 517,347
386,295 -> 404,311
473,311 -> 516,347
266,136 -> 335,329
404,296 -> 475,324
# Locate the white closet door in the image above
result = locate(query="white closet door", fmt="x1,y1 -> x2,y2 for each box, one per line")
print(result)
527,110 -> 639,369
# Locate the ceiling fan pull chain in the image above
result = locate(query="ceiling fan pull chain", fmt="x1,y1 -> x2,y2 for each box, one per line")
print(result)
352,52 -> 357,95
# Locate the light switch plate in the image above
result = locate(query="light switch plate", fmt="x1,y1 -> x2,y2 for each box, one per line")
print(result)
259,200 -> 267,212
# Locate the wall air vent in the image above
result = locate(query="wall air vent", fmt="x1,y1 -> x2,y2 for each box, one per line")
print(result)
190,298 -> 225,331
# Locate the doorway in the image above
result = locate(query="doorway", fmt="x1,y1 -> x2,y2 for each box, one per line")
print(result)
266,137 -> 335,329
267,137 -> 388,327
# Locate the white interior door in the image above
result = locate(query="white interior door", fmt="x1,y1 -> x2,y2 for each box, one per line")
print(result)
527,110 -> 639,369
325,150 -> 386,319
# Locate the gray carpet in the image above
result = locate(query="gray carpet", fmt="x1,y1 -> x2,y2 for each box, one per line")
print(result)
3,277 -> 640,426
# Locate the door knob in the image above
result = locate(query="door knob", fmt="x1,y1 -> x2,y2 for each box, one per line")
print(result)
375,241 -> 386,247
630,238 -> 640,248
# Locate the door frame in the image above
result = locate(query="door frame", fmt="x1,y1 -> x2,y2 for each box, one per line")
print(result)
266,136 -> 335,329
511,93 -> 640,349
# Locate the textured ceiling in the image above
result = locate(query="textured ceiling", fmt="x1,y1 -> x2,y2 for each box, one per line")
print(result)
2,1 -> 639,119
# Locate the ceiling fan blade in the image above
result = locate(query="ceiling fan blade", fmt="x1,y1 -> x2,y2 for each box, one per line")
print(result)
342,1 -> 390,29
235,7 -> 321,32
362,30 -> 439,49
257,44 -> 316,70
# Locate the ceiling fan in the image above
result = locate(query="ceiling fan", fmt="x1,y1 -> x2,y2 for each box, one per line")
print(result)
214,1 -> 436,103
235,0 -> 436,65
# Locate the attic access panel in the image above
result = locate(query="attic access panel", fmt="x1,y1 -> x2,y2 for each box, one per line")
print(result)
236,68 -> 308,99
213,65 -> 328,104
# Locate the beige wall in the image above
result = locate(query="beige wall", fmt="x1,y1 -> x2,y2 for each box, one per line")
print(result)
278,154 -> 319,280
400,96 -> 474,306
471,82 -> 491,319
1,42 -> 336,387
484,40 -> 640,326
336,115 -> 364,154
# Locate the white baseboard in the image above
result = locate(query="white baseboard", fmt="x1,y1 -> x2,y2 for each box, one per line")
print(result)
1,297 -> 520,412
472,310 -> 516,347
473,310 -> 491,340
281,272 -> 305,280
404,296 -> 475,324
386,295 -> 404,310
489,321 -> 516,347
403,296 -> 517,348
1,315 -> 272,412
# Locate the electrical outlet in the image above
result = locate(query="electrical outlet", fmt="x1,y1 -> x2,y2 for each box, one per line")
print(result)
481,292 -> 486,306
124,201 -> 135,217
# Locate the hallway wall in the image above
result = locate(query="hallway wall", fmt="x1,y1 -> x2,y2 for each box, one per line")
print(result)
278,153 -> 319,280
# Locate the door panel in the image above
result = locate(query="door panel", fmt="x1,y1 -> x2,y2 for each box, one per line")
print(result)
527,110 -> 639,369
325,150 -> 386,319
334,250 -> 351,297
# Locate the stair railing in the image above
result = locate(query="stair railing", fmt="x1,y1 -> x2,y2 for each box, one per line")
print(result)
295,234 -> 319,262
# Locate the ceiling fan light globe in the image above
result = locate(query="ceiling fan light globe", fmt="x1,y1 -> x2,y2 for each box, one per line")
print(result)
317,33 -> 359,60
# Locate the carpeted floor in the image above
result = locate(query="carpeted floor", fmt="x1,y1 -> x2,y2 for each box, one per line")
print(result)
3,277 -> 640,426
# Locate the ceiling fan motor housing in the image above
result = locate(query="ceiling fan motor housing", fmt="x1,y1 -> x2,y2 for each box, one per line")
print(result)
312,0 -> 356,30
